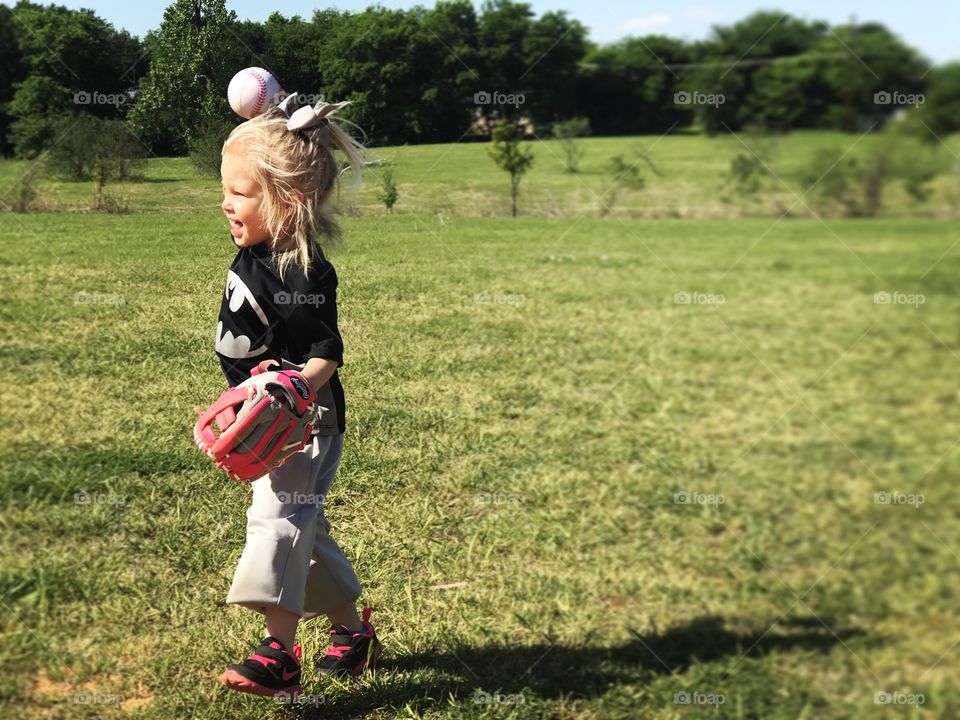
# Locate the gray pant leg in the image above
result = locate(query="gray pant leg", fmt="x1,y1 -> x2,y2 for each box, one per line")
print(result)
302,433 -> 362,619
226,433 -> 361,618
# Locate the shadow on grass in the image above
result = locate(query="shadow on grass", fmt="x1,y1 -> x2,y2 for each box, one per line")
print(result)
303,615 -> 864,718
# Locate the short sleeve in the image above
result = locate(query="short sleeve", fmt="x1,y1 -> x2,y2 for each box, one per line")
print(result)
289,284 -> 343,366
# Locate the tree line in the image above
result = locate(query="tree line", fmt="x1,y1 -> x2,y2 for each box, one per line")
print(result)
1,0 -> 958,160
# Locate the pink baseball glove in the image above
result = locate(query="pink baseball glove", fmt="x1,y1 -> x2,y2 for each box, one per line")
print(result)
194,361 -> 321,482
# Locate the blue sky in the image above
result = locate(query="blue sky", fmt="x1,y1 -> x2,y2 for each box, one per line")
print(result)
57,0 -> 957,66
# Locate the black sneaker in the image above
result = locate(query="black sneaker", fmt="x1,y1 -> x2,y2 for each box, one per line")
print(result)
220,636 -> 302,697
314,607 -> 383,678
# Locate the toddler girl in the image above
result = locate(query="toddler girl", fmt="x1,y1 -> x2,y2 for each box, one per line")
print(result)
213,94 -> 382,698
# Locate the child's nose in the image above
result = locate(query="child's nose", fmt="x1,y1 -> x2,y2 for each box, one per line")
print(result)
221,197 -> 231,213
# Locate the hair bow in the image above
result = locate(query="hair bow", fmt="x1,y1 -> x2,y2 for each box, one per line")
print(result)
277,92 -> 351,132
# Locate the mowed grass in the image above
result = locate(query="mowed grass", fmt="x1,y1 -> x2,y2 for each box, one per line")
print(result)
2,207 -> 959,719
1,129 -> 959,219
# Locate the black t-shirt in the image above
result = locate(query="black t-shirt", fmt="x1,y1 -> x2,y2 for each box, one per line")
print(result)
214,241 -> 346,435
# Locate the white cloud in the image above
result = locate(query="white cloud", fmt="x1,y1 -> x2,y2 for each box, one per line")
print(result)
621,13 -> 671,33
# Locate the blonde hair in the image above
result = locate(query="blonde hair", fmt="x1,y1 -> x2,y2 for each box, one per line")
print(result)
221,103 -> 366,280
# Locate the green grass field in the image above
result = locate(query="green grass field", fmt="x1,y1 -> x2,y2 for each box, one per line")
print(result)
1,129 -> 958,219
2,134 -> 960,718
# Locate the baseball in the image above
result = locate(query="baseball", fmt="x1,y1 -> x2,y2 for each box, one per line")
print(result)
227,67 -> 283,120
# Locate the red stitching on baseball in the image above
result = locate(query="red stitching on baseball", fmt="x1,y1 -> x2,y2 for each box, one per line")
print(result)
250,69 -> 267,114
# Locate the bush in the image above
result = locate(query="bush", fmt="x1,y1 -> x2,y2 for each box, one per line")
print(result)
887,133 -> 946,207
552,117 -> 591,173
188,117 -> 236,179
727,153 -> 773,195
5,163 -> 44,212
724,127 -> 778,199
378,162 -> 399,211
803,146 -> 890,218
803,149 -> 860,216
599,154 -> 645,217
47,116 -> 146,181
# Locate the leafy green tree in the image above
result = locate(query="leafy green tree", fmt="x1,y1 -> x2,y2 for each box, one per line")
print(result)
229,18 -> 268,66
0,4 -> 27,156
519,10 -> 588,128
688,11 -> 821,133
6,2 -> 144,158
580,35 -> 691,135
477,0 -> 534,116
261,12 -> 321,93
747,57 -> 834,130
917,62 -> 960,139
312,7 -> 420,144
488,119 -> 534,216
421,1 -> 483,137
7,75 -> 72,158
128,0 -> 241,154
814,22 -> 929,131
315,4 -> 478,145
11,1 -> 143,106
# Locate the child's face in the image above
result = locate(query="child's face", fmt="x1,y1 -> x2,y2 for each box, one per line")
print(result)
220,150 -> 271,248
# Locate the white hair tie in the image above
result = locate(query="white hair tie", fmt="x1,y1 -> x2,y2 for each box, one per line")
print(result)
277,92 -> 351,132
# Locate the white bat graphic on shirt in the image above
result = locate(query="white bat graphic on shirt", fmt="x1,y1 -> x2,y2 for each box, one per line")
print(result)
215,270 -> 274,359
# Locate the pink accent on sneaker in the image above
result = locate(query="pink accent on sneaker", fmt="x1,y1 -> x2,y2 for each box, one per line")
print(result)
326,643 -> 349,659
245,642 -> 302,672
249,654 -> 279,667
322,610 -> 380,666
